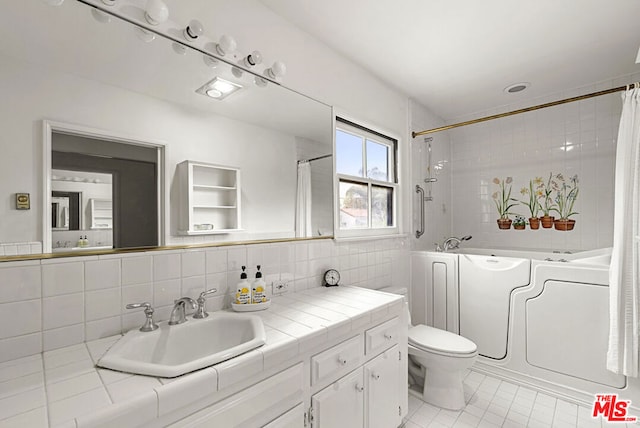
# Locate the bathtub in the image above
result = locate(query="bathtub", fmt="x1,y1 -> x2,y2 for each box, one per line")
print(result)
410,247 -> 640,408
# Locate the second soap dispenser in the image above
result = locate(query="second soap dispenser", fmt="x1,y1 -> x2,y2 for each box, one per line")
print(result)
251,265 -> 267,304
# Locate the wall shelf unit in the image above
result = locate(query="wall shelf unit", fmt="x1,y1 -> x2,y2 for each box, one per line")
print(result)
177,160 -> 242,235
89,198 -> 112,229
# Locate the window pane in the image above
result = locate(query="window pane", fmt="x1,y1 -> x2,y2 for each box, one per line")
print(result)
366,139 -> 389,182
339,180 -> 368,228
371,185 -> 393,228
336,129 -> 364,177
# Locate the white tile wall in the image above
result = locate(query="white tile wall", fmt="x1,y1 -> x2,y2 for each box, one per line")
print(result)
0,236 -> 409,363
411,74 -> 640,252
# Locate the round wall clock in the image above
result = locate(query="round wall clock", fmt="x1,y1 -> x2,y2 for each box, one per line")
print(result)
323,269 -> 341,287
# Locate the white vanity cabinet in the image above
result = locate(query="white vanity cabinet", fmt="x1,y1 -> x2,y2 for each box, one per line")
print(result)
308,315 -> 403,428
311,345 -> 401,428
177,160 -> 241,235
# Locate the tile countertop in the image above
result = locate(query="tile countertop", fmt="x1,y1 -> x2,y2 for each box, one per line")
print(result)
0,286 -> 403,428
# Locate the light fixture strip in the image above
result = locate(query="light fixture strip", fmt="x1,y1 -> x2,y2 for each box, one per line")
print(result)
75,0 -> 284,85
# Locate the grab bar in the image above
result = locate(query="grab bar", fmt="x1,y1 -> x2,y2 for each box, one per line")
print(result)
416,185 -> 425,239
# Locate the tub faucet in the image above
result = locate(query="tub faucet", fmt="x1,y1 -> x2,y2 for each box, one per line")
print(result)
442,235 -> 472,251
168,297 -> 197,325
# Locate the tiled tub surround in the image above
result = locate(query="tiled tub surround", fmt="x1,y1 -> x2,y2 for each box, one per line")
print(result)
0,236 -> 409,363
0,286 -> 404,427
448,88 -> 622,251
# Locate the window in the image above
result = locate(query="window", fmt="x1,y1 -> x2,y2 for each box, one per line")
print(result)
335,118 -> 397,235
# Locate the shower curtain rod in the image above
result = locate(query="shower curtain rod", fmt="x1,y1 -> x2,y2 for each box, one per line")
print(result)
297,154 -> 332,164
412,82 -> 638,138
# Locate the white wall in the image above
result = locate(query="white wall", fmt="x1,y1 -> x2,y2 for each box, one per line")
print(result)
409,100 -> 452,250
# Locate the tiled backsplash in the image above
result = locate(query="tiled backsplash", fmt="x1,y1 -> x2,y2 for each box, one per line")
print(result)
0,237 -> 409,363
0,241 -> 42,257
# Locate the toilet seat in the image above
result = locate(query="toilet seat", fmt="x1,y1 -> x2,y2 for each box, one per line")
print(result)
409,325 -> 477,356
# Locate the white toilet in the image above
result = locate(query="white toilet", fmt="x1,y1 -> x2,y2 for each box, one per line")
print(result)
381,287 -> 477,410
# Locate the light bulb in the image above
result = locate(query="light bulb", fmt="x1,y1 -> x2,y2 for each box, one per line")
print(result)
215,35 -> 236,56
254,76 -> 268,88
203,55 -> 218,68
145,0 -> 168,26
172,43 -> 187,56
243,50 -> 262,67
91,8 -> 111,23
184,19 -> 203,41
134,26 -> 156,43
266,61 -> 286,79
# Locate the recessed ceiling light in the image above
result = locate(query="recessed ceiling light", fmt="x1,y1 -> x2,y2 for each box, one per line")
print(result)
504,82 -> 530,94
196,77 -> 243,100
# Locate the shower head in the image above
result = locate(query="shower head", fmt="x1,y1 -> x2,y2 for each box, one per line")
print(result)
461,235 -> 472,241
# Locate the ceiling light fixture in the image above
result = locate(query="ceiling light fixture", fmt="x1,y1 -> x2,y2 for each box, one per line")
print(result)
144,0 -> 168,26
41,0 -> 64,5
196,77 -> 243,100
504,82 -> 530,94
636,46 -> 640,64
101,0 -> 116,5
183,19 -> 203,41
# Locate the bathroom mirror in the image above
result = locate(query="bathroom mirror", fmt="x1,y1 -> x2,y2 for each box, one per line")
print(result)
0,0 -> 333,258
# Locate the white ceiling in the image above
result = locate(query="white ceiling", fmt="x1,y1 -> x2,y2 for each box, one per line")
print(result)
260,0 -> 640,120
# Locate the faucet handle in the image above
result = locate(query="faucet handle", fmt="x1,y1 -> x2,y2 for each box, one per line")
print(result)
193,288 -> 217,319
125,302 -> 159,332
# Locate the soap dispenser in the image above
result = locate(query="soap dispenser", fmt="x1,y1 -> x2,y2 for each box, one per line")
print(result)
235,266 -> 251,304
252,265 -> 267,304
76,235 -> 84,248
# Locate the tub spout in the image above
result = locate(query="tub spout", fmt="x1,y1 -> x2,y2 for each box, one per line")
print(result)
442,235 -> 472,251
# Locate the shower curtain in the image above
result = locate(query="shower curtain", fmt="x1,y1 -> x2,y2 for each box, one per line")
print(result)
296,161 -> 312,238
608,84 -> 640,376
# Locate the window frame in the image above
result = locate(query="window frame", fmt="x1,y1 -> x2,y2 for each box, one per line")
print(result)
334,117 -> 399,238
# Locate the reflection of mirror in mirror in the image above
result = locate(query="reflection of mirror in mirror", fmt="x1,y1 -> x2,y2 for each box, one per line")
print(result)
0,0 -> 333,259
51,169 -> 113,252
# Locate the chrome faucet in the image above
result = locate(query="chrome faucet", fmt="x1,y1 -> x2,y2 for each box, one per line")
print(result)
168,297 -> 197,325
193,288 -> 218,319
439,235 -> 472,252
125,302 -> 159,332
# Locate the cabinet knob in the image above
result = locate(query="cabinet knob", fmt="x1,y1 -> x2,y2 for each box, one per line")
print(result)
337,355 -> 347,365
355,384 -> 364,392
371,372 -> 380,380
384,333 -> 393,340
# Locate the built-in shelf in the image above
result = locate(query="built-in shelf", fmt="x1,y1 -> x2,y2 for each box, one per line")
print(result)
177,160 -> 242,235
89,198 -> 112,229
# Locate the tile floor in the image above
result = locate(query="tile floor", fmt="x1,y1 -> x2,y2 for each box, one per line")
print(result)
403,370 -> 640,428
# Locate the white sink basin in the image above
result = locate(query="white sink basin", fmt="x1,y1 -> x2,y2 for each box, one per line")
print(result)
97,312 -> 266,378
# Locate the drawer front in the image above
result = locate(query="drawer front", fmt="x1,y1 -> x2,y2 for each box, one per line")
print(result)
311,335 -> 363,386
365,317 -> 399,355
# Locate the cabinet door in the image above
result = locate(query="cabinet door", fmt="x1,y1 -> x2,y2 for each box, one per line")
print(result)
311,367 -> 364,428
365,345 -> 400,428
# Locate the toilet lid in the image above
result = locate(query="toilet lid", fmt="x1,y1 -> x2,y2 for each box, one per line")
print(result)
408,325 -> 477,355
